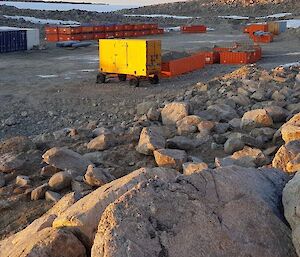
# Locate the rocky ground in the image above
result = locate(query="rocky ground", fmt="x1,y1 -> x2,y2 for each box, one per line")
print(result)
1,61 -> 300,256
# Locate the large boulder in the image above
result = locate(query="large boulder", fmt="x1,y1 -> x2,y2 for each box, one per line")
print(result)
161,102 -> 189,125
52,168 -> 178,247
136,127 -> 165,155
241,109 -> 273,130
0,153 -> 25,173
42,147 -> 92,175
91,166 -> 296,257
281,113 -> 300,144
272,140 -> 300,172
283,172 -> 300,256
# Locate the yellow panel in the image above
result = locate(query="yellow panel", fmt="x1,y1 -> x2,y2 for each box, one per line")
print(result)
99,39 -> 161,77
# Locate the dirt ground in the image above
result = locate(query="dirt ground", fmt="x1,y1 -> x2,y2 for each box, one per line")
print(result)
0,29 -> 300,140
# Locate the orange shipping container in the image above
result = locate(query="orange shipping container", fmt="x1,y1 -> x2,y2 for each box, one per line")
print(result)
94,33 -> 106,40
114,31 -> 125,38
58,26 -> 82,35
161,53 -> 205,77
244,24 -> 268,34
201,51 -> 220,64
58,34 -> 82,41
181,25 -> 206,33
45,26 -> 58,34
81,33 -> 94,40
81,26 -> 94,33
115,24 -> 125,31
133,24 -> 144,31
124,24 -> 134,31
105,25 -> 115,32
150,24 -> 158,29
105,32 -> 115,38
94,25 -> 105,32
45,33 -> 59,42
220,51 -> 254,64
124,31 -> 134,37
250,33 -> 273,43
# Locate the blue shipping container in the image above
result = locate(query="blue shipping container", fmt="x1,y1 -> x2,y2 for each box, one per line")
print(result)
278,21 -> 287,33
0,30 -> 27,53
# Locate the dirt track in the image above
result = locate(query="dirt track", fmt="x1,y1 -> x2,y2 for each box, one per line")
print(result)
0,29 -> 300,139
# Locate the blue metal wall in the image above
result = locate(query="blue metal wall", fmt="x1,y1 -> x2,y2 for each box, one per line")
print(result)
0,30 -> 27,53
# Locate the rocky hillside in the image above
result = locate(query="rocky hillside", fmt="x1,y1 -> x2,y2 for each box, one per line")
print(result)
122,0 -> 300,16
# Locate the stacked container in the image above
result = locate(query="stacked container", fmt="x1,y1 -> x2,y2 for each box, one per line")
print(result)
0,27 -> 39,53
267,22 -> 280,35
181,25 -> 207,33
244,24 -> 268,34
45,23 -> 163,42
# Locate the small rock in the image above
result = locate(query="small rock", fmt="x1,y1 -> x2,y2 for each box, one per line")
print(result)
147,107 -> 160,121
154,149 -> 187,170
31,183 -> 49,200
48,171 -> 72,191
161,102 -> 190,125
87,133 -> 115,151
224,137 -> 245,154
45,191 -> 61,202
241,109 -> 273,130
182,162 -> 208,175
264,106 -> 288,123
231,146 -> 267,167
136,101 -> 157,115
41,165 -> 60,177
0,174 -> 5,187
214,123 -> 230,134
229,118 -> 241,129
136,127 -> 165,155
71,179 -> 92,193
84,165 -> 115,187
207,104 -> 238,122
197,121 -> 215,135
16,175 -> 30,187
166,136 -> 196,151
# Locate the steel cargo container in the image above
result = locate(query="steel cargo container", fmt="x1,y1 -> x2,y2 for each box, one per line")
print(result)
94,33 -> 106,40
220,51 -> 254,64
98,39 -> 161,86
94,25 -> 105,32
267,22 -> 280,35
181,25 -> 207,33
23,28 -> 39,50
124,24 -> 134,31
59,34 -> 82,41
244,24 -> 268,34
58,26 -> 81,35
81,25 -> 94,33
0,29 -> 27,53
278,21 -> 287,33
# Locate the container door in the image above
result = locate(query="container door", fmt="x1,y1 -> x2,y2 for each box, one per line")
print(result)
114,41 -> 128,74
146,41 -> 161,74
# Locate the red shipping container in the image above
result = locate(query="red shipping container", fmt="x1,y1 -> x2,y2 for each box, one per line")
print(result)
150,24 -> 158,29
81,26 -> 94,33
157,28 -> 164,34
250,33 -> 273,43
181,25 -> 207,33
123,24 -> 134,31
161,53 -> 205,77
105,25 -> 116,32
201,51 -> 220,64
81,33 -> 94,40
45,26 -> 58,34
94,25 -> 105,32
123,31 -> 134,37
220,51 -> 253,64
244,24 -> 268,34
114,31 -> 125,38
94,33 -> 106,40
133,31 -> 143,37
115,24 -> 125,31
58,34 -> 82,41
105,32 -> 115,38
213,47 -> 233,53
150,29 -> 157,35
133,24 -> 144,31
45,33 -> 59,42
58,26 -> 81,35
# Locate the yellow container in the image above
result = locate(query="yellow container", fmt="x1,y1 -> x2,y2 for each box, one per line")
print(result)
99,39 -> 161,77
267,22 -> 280,35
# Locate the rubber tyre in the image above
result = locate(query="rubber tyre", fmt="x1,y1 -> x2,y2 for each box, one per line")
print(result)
96,73 -> 106,83
118,74 -> 127,82
129,77 -> 140,87
149,75 -> 159,84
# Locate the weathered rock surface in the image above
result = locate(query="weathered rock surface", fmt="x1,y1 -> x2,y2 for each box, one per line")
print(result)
91,166 -> 296,257
231,146 -> 267,167
49,171 -> 72,191
84,165 -> 115,187
136,127 -> 165,155
182,161 -> 208,175
241,109 -> 273,130
15,175 -> 30,187
31,183 -> 49,200
176,115 -> 201,135
224,137 -> 245,154
153,149 -> 187,170
161,102 -> 189,125
42,147 -> 92,175
45,191 -> 62,203
281,113 -> 300,144
0,153 -> 25,173
283,172 -> 300,256
0,136 -> 35,154
272,140 -> 300,172
166,136 -> 196,150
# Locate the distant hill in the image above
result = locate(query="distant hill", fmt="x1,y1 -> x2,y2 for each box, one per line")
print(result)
121,0 -> 300,17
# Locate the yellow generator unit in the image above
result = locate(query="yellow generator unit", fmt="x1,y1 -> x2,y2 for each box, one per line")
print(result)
97,39 -> 161,87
